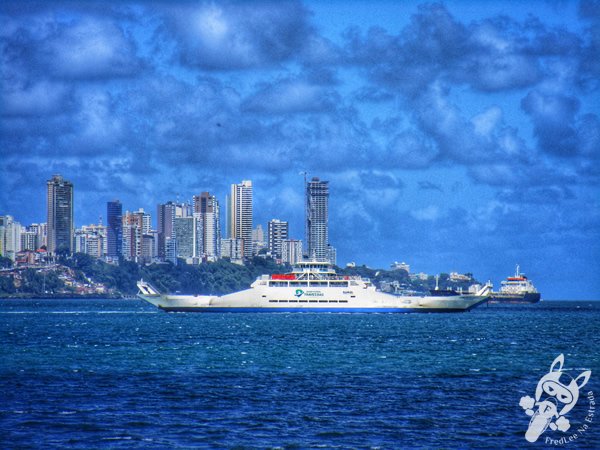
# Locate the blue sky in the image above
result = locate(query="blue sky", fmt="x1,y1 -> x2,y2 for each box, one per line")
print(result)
1,1 -> 599,299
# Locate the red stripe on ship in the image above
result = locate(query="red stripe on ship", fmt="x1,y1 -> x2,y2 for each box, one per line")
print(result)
271,274 -> 296,280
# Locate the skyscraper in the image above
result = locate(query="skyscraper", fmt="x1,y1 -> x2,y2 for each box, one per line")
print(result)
282,239 -> 303,265
157,202 -> 176,259
47,174 -> 74,255
193,192 -> 221,261
157,201 -> 192,259
227,180 -> 253,258
122,208 -> 150,262
0,215 -> 22,261
173,216 -> 202,262
251,224 -> 266,256
268,219 -> 289,260
306,177 -> 329,262
106,200 -> 122,258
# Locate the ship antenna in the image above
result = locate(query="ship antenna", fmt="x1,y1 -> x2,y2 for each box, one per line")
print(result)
435,274 -> 440,291
516,264 -> 520,277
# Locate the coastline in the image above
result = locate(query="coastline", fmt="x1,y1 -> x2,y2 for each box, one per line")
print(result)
0,293 -> 132,300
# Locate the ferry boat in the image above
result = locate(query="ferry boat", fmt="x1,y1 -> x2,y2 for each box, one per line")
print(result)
137,261 -> 492,313
488,265 -> 541,304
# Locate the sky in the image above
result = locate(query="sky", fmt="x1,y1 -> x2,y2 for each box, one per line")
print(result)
1,0 -> 599,300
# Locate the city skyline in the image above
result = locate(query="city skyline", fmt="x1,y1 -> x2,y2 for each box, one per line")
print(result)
1,1 -> 599,299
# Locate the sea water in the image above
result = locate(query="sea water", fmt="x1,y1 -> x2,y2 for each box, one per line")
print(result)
1,299 -> 599,448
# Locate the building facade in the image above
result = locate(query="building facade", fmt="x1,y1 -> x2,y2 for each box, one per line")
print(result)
173,215 -> 202,263
0,215 -> 22,261
221,238 -> 243,262
268,219 -> 289,260
27,223 -> 47,249
306,177 -> 329,262
122,209 -> 151,262
106,200 -> 122,258
193,192 -> 221,261
47,174 -> 74,254
282,239 -> 303,265
157,201 -> 192,260
157,202 -> 176,259
74,224 -> 106,258
227,180 -> 253,258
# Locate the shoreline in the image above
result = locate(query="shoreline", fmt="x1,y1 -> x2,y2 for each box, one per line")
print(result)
0,294 -> 136,300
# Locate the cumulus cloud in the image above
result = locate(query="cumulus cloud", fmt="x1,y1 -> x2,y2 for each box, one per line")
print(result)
498,186 -> 575,204
2,81 -> 71,116
521,89 -> 580,156
163,1 -> 315,70
1,13 -> 143,81
386,130 -> 438,169
242,78 -> 339,114
419,181 -> 443,192
43,17 -> 144,79
458,19 -> 541,91
411,205 -> 441,221
521,89 -> 600,159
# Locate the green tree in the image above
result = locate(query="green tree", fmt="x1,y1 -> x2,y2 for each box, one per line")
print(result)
0,256 -> 13,269
0,275 -> 16,294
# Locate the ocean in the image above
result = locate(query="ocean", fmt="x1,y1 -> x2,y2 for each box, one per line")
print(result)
1,299 -> 599,448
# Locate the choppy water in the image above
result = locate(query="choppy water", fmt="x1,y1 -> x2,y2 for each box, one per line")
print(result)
1,299 -> 599,448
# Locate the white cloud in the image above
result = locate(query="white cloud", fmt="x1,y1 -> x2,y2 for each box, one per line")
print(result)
411,205 -> 440,221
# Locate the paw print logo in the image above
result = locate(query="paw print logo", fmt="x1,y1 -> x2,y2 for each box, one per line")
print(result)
520,354 -> 591,443
519,395 -> 535,415
554,416 -> 570,432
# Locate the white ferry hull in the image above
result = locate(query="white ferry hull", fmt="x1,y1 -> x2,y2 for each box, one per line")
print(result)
138,283 -> 489,313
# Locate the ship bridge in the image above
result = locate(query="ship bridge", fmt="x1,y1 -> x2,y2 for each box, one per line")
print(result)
253,260 -> 369,288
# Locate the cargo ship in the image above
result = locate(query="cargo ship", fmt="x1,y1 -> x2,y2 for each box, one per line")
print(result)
137,261 -> 492,313
488,265 -> 541,303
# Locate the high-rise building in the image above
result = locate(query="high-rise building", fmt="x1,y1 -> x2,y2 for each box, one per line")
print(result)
221,238 -> 243,262
27,223 -> 46,249
20,230 -> 37,252
306,177 -> 329,262
268,219 -> 289,260
47,174 -> 74,254
193,192 -> 221,261
173,215 -> 202,263
75,228 -> 104,258
0,215 -> 22,261
122,208 -> 150,262
252,224 -> 266,256
282,239 -> 303,265
141,234 -> 156,264
227,180 -> 253,258
157,201 -> 191,259
327,244 -> 337,266
106,200 -> 122,258
157,202 -> 176,259
74,224 -> 107,258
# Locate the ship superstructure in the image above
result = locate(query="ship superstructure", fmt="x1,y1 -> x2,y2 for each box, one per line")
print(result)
138,261 -> 491,313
